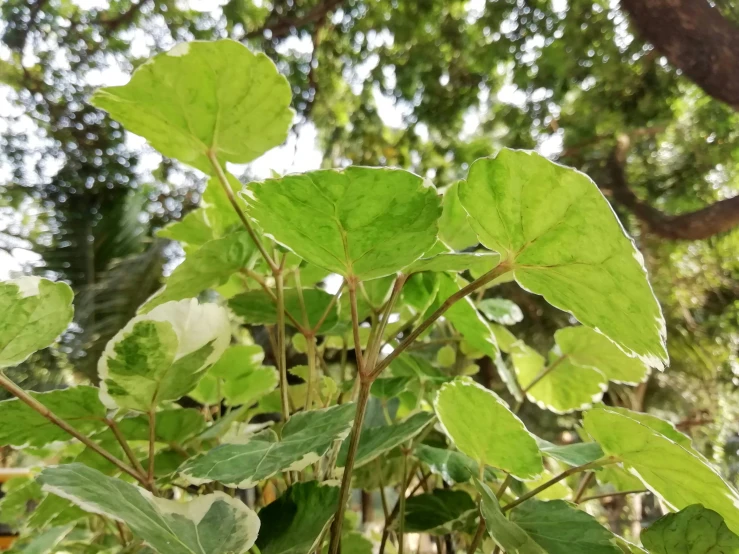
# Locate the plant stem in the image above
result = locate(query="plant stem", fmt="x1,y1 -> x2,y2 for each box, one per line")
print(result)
147,410 -> 156,482
398,445 -> 411,554
371,263 -> 511,379
364,275 -> 405,375
312,279 -> 345,334
241,268 -> 303,330
572,471 -> 595,503
207,150 -> 276,272
502,459 -> 616,512
514,354 -> 569,413
328,380 -> 372,554
347,281 -> 365,371
0,373 -> 147,487
467,517 -> 486,554
577,489 -> 647,503
106,419 -> 147,478
304,333 -> 317,411
275,270 -> 290,423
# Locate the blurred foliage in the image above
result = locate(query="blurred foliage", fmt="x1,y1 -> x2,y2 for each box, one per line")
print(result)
0,0 -> 737,487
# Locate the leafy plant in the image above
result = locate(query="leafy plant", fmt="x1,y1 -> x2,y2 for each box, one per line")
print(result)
0,39 -> 737,554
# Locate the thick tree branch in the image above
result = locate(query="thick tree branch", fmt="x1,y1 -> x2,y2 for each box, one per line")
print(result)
244,0 -> 344,39
620,0 -> 739,110
606,134 -> 739,240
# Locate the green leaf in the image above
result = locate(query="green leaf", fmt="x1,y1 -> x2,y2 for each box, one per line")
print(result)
599,406 -> 692,449
459,149 -> 667,369
555,326 -> 650,385
640,504 -> 739,554
432,274 -> 499,359
0,386 -> 107,447
583,407 -> 739,534
437,345 -> 457,368
511,343 -> 607,413
39,464 -> 259,554
256,481 -> 339,554
141,232 -> 255,313
244,167 -> 441,280
229,288 -> 339,333
478,298 -> 523,326
180,403 -> 355,487
534,438 -> 605,467
371,377 -> 413,399
490,324 -> 517,353
475,478 -> 545,554
25,494 -> 87,530
99,299 -> 230,412
510,499 -> 621,554
435,379 -> 542,479
91,40 -> 293,174
0,277 -> 74,369
415,444 -> 497,483
0,476 -> 42,526
401,272 -> 440,316
405,252 -> 500,275
8,524 -> 73,554
117,408 -> 206,443
337,412 -> 434,469
439,181 -> 478,250
402,489 -> 476,534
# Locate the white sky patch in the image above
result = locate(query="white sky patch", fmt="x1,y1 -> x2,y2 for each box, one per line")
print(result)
323,273 -> 344,295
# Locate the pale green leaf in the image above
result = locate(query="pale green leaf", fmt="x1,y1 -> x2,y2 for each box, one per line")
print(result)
511,343 -> 607,413
99,299 -> 231,412
402,489 -> 476,534
180,403 -> 355,487
490,324 -> 517,353
0,278 -> 73,369
141,231 -> 255,313
0,477 -> 42,526
459,149 -> 667,369
91,40 -> 293,174
534,438 -> 605,467
439,181 -> 478,250
0,386 -> 107,447
244,167 -> 442,280
510,499 -> 621,554
584,407 -> 739,534
39,464 -> 260,554
555,326 -> 650,385
256,481 -> 339,554
405,252 -> 500,275
401,272 -> 440,315
415,445 -> 497,484
475,479 -> 545,554
640,504 -> 739,554
229,288 -> 339,333
478,298 -> 523,326
437,345 -> 456,367
8,524 -> 73,554
596,466 -> 645,493
435,379 -> 542,479
337,412 -> 435,469
598,406 -> 692,449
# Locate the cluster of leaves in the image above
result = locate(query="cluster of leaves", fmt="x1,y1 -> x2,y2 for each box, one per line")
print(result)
0,40 -> 738,554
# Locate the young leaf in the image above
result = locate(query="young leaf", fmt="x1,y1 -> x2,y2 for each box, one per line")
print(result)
435,379 -> 542,479
415,445 -> 497,484
91,40 -> 293,174
140,231 -> 255,313
99,299 -> 230,412
0,277 -> 73,369
337,412 -> 435,469
179,403 -> 356,488
584,407 -> 739,533
640,504 -> 739,554
402,489 -> 476,534
39,463 -> 260,554
405,252 -> 500,275
534,438 -> 605,467
459,149 -> 667,369
243,167 -> 441,280
0,386 -> 107,447
475,478 -> 545,554
256,481 -> 339,554
511,343 -> 607,413
478,298 -> 524,326
439,181 -> 478,250
555,326 -> 650,385
229,288 -> 339,333
509,499 -> 621,554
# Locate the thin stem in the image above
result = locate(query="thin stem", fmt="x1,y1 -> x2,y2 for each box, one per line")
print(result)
502,459 -> 616,512
147,410 -> 156,482
577,489 -> 647,503
364,276 -> 406,375
0,373 -> 147,487
328,380 -> 372,554
240,269 -> 304,330
514,354 -> 569,413
207,150 -> 276,272
496,474 -> 513,499
275,270 -> 291,422
115,521 -> 128,546
312,279 -> 345,335
398,445 -> 411,554
378,462 -> 390,519
573,471 -> 595,503
347,281 -> 365,371
106,419 -> 147,478
371,263 -> 511,379
304,333 -> 317,411
467,517 -> 486,554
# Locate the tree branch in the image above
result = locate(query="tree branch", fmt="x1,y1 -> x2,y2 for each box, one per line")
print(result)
620,0 -> 739,110
605,134 -> 739,240
244,0 -> 344,40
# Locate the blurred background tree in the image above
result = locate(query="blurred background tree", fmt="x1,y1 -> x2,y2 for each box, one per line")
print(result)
0,0 -> 737,516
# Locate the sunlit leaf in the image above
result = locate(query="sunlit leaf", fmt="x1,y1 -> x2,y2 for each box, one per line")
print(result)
92,40 -> 293,173
39,464 -> 260,554
244,167 -> 441,280
439,181 -> 478,251
478,298 -> 523,326
640,504 -> 739,554
405,252 -> 500,275
534,438 -> 604,467
0,277 -> 73,369
459,149 -> 667,369
435,379 -> 542,479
